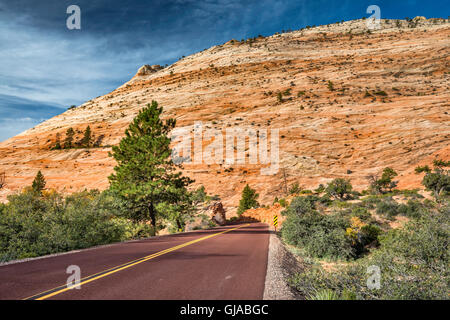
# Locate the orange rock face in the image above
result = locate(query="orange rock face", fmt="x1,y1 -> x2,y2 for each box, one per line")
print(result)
0,19 -> 449,214
241,203 -> 286,228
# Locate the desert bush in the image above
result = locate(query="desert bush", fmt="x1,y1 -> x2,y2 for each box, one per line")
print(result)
0,189 -> 154,262
376,197 -> 401,219
290,205 -> 449,300
283,196 -> 316,216
282,198 -> 355,260
397,199 -> 427,218
350,206 -> 372,222
305,227 -> 354,260
326,178 -> 353,200
289,183 -> 301,195
400,189 -> 423,199
415,159 -> 450,200
278,198 -> 288,207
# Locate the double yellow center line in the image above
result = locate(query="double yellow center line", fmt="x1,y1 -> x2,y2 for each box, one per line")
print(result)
24,224 -> 249,300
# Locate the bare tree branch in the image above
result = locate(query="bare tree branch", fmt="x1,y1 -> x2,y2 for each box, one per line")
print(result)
0,172 -> 5,190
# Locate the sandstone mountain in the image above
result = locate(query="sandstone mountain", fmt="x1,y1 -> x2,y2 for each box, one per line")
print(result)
0,18 -> 449,213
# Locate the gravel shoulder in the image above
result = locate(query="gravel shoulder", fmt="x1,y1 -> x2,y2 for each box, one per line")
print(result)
263,230 -> 304,300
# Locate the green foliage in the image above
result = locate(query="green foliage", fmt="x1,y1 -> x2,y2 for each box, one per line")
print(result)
290,198 -> 449,300
51,133 -> 62,150
283,88 -> 292,96
359,224 -> 382,246
374,90 -> 388,96
369,167 -> 398,194
350,206 -> 372,222
81,126 -> 92,148
108,101 -> 194,230
327,80 -> 334,91
64,127 -> 75,149
192,186 -> 208,204
376,197 -> 401,219
415,159 -> 449,200
277,91 -> 283,103
284,196 -> 316,215
237,184 -> 259,215
289,182 -> 301,195
278,198 -> 287,207
0,190 -> 152,262
307,289 -> 340,300
31,171 -> 46,195
51,141 -> 62,150
326,178 -> 353,200
314,184 -> 325,194
281,197 -> 355,260
397,200 -> 427,218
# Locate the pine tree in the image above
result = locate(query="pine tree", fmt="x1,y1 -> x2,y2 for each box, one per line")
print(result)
32,171 -> 46,195
81,126 -> 92,148
64,127 -> 75,149
108,101 -> 194,229
52,132 -> 62,150
237,184 -> 259,216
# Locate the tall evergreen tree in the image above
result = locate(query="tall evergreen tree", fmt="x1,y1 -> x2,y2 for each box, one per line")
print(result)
108,101 -> 193,229
52,132 -> 62,150
64,127 -> 75,149
237,184 -> 259,216
32,171 -> 46,195
81,126 -> 92,148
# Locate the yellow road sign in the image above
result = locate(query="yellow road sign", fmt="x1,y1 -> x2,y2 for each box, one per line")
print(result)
273,215 -> 278,227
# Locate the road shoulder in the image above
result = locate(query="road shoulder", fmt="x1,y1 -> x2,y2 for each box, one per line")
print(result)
263,231 -> 303,300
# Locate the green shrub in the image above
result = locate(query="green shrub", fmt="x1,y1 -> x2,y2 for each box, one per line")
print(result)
400,189 -> 423,199
376,198 -> 400,219
305,227 -> 354,260
0,190 -> 154,262
237,184 -> 259,216
350,207 -> 372,222
278,198 -> 288,207
360,195 -> 382,209
360,224 -> 382,246
290,206 -> 449,299
397,200 -> 427,218
283,196 -> 316,216
326,178 -> 353,200
281,198 -> 355,260
307,289 -> 340,300
289,183 -> 301,195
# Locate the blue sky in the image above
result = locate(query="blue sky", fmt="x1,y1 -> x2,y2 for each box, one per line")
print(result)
0,0 -> 448,141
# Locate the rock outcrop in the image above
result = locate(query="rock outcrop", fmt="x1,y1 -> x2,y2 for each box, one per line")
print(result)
0,18 -> 449,214
209,202 -> 227,226
135,64 -> 163,77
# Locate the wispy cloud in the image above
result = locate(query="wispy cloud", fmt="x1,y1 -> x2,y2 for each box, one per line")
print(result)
0,0 -> 446,142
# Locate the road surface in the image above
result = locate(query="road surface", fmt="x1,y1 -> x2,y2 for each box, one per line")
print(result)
0,223 -> 269,300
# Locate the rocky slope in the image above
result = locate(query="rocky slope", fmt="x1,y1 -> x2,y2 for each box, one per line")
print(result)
0,18 -> 449,213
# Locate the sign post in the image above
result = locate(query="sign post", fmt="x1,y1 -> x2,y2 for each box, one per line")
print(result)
273,215 -> 278,232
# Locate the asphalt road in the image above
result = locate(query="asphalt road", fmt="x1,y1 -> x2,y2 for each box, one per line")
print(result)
0,223 -> 269,300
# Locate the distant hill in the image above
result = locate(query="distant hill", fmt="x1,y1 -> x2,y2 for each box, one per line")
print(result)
1,18 -> 449,213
